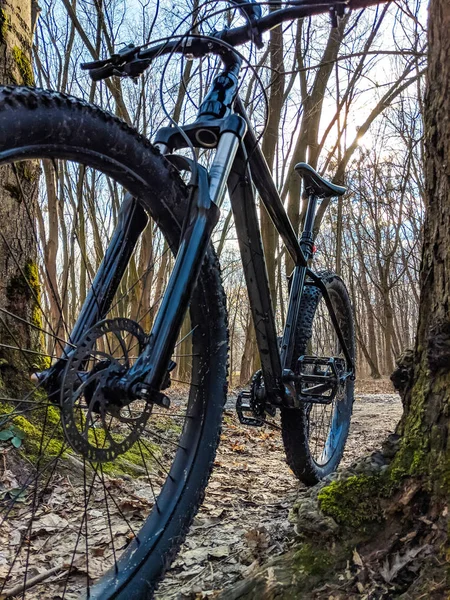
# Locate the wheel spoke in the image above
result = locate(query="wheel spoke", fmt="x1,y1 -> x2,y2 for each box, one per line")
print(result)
142,427 -> 187,451
0,307 -> 74,349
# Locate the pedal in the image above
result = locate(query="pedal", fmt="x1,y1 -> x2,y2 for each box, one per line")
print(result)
236,390 -> 264,427
296,356 -> 346,404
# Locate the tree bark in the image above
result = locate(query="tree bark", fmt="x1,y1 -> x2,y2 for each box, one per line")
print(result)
260,1 -> 285,309
402,0 -> 450,493
0,1 -> 41,383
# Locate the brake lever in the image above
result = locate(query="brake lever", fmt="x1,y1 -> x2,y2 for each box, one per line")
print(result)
122,59 -> 153,79
249,17 -> 264,49
81,43 -> 139,74
113,43 -> 140,62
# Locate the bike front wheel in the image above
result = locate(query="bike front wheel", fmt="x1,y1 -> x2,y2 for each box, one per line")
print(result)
281,273 -> 355,485
0,87 -> 228,599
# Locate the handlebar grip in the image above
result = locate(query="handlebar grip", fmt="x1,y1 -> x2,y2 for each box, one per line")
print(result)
81,58 -> 110,70
87,64 -> 117,81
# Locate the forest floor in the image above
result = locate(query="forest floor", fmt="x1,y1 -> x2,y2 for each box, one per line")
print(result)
0,379 -> 402,599
155,380 -> 402,600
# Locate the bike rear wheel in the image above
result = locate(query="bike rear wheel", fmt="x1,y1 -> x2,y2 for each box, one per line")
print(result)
0,87 -> 228,599
281,273 -> 355,485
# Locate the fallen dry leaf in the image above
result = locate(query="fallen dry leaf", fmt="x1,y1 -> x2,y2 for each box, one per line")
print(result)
380,545 -> 432,583
353,549 -> 364,568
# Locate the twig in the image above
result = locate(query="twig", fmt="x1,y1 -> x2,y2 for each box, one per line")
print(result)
1,565 -> 66,599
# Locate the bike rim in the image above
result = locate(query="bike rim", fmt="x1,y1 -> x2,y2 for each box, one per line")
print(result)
306,289 -> 351,467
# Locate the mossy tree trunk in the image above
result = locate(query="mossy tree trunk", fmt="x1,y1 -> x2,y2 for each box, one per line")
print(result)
397,0 -> 450,495
0,0 -> 41,388
0,0 -> 36,85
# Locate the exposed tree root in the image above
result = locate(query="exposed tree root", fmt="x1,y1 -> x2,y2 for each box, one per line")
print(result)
217,433 -> 448,600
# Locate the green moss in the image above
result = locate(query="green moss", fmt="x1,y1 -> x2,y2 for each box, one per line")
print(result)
12,414 -> 65,458
388,369 -> 429,486
1,398 -> 161,477
12,45 -> 33,86
294,543 -> 334,577
0,400 -> 13,417
318,475 -> 384,528
153,419 -> 182,435
5,260 -> 50,371
23,261 -> 47,357
24,261 -> 40,296
89,428 -> 161,476
0,397 -> 66,460
316,369 -> 441,532
16,161 -> 37,183
7,260 -> 40,302
0,8 -> 12,44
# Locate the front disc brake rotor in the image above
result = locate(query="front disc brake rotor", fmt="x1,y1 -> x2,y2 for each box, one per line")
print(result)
60,318 -> 151,462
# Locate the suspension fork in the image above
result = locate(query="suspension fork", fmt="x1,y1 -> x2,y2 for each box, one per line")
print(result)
125,120 -> 246,394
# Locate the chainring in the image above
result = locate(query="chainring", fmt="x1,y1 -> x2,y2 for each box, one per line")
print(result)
60,317 -> 151,462
250,370 -> 276,419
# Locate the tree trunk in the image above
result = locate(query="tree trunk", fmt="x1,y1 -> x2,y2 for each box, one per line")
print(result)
260,0 -> 285,310
0,0 -> 41,387
284,18 -> 347,276
402,0 -> 450,493
358,249 -> 381,378
381,283 -> 395,374
240,313 -> 258,385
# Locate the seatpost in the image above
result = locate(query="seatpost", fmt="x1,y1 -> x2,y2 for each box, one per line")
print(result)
300,194 -> 319,259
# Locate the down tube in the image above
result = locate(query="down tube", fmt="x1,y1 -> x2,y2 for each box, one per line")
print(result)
227,145 -> 282,398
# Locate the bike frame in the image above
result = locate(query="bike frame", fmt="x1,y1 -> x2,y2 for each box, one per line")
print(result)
60,51 -> 354,408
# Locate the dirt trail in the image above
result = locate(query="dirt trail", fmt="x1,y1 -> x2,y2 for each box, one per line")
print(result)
156,388 -> 402,599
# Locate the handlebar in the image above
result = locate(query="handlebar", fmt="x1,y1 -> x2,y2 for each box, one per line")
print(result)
138,2 -> 344,59
81,0 -> 387,81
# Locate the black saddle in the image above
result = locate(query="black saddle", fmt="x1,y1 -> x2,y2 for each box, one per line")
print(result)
295,162 -> 346,198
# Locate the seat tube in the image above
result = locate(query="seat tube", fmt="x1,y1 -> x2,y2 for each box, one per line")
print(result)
280,193 -> 318,369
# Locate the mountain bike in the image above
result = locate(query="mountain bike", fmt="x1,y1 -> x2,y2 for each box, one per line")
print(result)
0,1 -> 357,598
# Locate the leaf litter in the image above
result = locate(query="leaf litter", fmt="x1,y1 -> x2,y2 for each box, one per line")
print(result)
0,387 -> 402,599
155,390 -> 402,599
